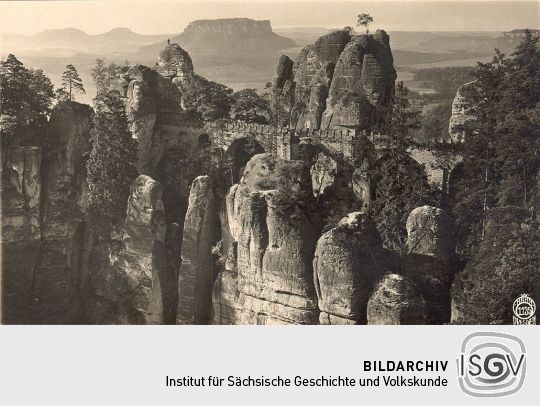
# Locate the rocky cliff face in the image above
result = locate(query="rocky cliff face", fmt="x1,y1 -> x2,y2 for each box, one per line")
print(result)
211,176 -> 454,325
1,102 -> 93,323
448,82 -> 474,142
314,212 -> 386,324
1,146 -> 42,323
1,42 -> 209,324
367,274 -> 427,325
272,30 -> 396,130
270,55 -> 296,125
212,154 -> 319,324
115,62 -> 200,176
177,176 -> 220,324
403,206 -> 455,324
120,175 -> 168,324
112,48 -> 214,308
1,147 -> 42,243
83,175 -> 176,324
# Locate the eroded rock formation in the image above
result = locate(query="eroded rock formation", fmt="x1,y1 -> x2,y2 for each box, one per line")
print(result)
115,62 -> 202,176
156,43 -> 194,80
448,82 -> 474,143
1,146 -> 42,243
314,212 -> 386,324
367,273 -> 427,325
321,31 -> 396,130
272,30 -> 396,131
1,102 -> 94,323
1,42 -> 210,324
177,176 -> 220,324
1,146 -> 42,323
403,205 -> 455,324
271,55 -> 296,125
212,154 -> 319,324
117,175 -> 168,324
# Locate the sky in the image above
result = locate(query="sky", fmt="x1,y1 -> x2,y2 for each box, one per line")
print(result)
0,0 -> 538,35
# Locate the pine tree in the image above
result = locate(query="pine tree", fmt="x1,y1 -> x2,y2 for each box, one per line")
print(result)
61,64 -> 85,101
90,58 -> 106,95
357,13 -> 374,34
383,81 -> 421,153
451,32 -> 540,257
86,91 -> 138,226
0,54 -> 54,151
230,88 -> 270,124
0,54 -> 31,116
451,33 -> 540,321
495,30 -> 540,208
371,81 -> 436,252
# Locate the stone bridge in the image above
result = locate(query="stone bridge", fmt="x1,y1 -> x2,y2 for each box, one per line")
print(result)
206,121 -> 463,191
208,121 -> 382,161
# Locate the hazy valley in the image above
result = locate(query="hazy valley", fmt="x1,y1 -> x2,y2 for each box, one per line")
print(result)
1,20 -> 523,103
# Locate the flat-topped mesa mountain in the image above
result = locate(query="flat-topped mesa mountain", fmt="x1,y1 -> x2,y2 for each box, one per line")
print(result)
156,18 -> 295,55
271,29 -> 396,131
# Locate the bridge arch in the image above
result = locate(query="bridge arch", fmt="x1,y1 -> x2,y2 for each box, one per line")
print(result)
225,137 -> 265,183
197,133 -> 211,148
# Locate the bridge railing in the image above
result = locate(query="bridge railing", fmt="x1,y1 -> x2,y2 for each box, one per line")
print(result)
210,120 -> 464,148
213,120 -> 387,142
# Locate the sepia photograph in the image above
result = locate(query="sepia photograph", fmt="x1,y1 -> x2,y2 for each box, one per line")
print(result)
1,0 -> 539,326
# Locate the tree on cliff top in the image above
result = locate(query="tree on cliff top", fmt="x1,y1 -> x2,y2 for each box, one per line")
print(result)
230,88 -> 270,124
61,64 -> 85,101
0,54 -> 54,151
86,91 -> 138,226
91,58 -> 126,96
90,58 -> 107,95
181,74 -> 232,121
357,13 -> 374,34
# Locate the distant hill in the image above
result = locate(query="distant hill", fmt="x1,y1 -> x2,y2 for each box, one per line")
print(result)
274,27 -> 331,47
143,18 -> 295,56
415,34 -> 519,55
1,27 -> 172,53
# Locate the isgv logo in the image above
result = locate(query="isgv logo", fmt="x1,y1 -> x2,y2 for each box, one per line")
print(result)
457,332 -> 526,397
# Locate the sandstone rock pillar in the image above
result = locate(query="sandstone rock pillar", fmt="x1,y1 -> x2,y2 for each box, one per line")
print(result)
367,274 -> 427,324
403,205 -> 454,324
314,212 -> 385,324
176,176 -> 220,324
122,175 -> 167,324
213,154 -> 319,324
